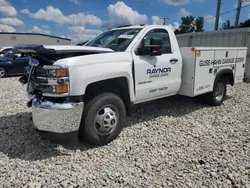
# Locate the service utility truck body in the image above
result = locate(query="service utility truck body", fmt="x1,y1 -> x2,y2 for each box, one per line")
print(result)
15,25 -> 247,145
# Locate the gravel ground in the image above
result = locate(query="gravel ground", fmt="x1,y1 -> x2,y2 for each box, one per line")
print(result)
0,77 -> 250,188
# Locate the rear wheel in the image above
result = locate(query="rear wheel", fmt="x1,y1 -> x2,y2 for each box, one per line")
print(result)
0,66 -> 6,78
79,93 -> 126,145
207,79 -> 227,106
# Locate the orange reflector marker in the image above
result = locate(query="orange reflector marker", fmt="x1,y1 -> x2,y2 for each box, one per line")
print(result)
55,85 -> 68,93
56,69 -> 67,77
196,50 -> 201,57
191,47 -> 195,52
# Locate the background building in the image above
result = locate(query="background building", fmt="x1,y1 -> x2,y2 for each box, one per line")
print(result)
0,32 -> 71,48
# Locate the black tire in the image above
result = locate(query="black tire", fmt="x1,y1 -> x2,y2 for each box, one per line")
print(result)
0,66 -> 6,78
79,93 -> 126,145
206,79 -> 227,106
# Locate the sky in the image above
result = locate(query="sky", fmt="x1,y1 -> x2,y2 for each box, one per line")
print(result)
0,0 -> 249,44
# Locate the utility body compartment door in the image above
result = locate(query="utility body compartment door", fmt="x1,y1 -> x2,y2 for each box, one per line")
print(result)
235,50 -> 247,83
194,50 -> 215,96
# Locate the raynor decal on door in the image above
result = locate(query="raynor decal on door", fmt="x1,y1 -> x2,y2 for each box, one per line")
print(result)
147,67 -> 171,78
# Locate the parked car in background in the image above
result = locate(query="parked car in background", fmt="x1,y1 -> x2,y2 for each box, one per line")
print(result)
0,49 -> 30,78
0,46 -> 12,57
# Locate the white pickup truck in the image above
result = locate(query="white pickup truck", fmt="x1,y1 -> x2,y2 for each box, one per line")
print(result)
15,25 -> 247,145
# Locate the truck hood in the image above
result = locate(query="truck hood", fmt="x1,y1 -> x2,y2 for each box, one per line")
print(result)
54,51 -> 133,68
13,44 -> 113,54
12,44 -> 114,65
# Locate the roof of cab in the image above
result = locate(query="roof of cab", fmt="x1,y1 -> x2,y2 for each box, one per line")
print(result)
110,24 -> 171,31
110,25 -> 147,30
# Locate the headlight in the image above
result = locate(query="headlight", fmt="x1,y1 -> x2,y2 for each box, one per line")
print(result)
35,65 -> 70,96
47,69 -> 68,77
36,66 -> 68,78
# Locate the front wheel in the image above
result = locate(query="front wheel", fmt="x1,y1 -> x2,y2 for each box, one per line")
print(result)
79,93 -> 126,145
207,79 -> 227,106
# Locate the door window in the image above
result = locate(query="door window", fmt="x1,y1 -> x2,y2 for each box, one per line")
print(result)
142,29 -> 172,54
4,50 -> 27,58
0,48 -> 12,55
3,50 -> 14,57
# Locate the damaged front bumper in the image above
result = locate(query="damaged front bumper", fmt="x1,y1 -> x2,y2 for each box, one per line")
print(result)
32,96 -> 84,133
19,61 -> 84,134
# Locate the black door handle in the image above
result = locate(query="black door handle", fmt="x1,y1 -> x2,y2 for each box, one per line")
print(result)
170,58 -> 178,63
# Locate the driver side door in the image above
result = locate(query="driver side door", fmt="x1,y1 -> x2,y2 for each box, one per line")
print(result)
132,28 -> 182,103
11,52 -> 29,74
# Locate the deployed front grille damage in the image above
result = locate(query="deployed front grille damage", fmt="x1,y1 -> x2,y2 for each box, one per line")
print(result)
15,44 -> 114,104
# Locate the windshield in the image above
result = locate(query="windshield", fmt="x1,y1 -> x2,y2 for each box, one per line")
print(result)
85,28 -> 142,52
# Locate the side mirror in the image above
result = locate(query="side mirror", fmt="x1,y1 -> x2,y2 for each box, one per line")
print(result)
138,38 -> 163,56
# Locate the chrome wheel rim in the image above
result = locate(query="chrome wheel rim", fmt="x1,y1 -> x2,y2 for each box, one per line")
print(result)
94,105 -> 119,135
215,82 -> 224,102
0,68 -> 5,77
